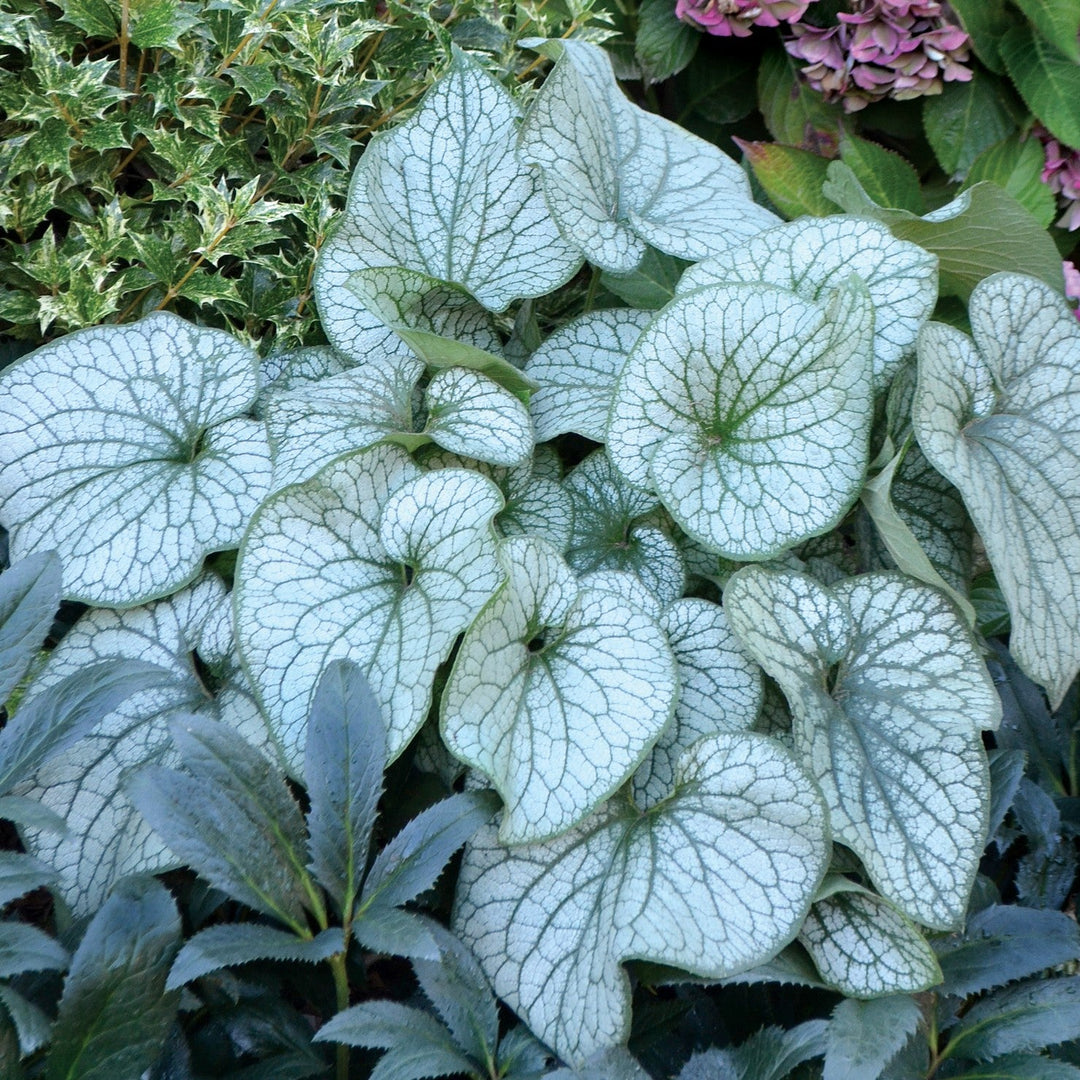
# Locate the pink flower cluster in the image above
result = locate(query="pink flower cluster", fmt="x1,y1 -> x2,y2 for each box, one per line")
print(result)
1040,132 -> 1080,231
1065,262 -> 1080,322
674,0 -> 814,38
784,1 -> 972,111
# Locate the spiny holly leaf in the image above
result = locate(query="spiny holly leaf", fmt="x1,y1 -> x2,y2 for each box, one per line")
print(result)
799,887 -> 942,998
519,39 -> 778,273
440,535 -> 677,843
526,309 -> 654,443
607,280 -> 874,560
677,217 -> 937,392
914,273 -> 1080,709
564,450 -> 685,605
236,444 -> 504,770
0,551 -> 60,703
454,733 -> 829,1066
313,47 -> 579,330
0,312 -> 270,607
725,567 -> 1001,928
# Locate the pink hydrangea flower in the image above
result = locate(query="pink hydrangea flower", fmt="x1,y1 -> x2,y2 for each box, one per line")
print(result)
786,1 -> 972,111
675,0 -> 816,38
1039,130 -> 1080,231
1065,261 -> 1080,322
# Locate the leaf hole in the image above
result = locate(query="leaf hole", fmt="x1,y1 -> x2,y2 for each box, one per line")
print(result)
402,564 -> 415,587
526,635 -> 546,654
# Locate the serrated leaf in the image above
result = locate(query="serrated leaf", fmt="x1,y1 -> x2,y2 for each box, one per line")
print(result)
0,851 -> 61,905
167,925 -> 344,990
0,921 -> 69,978
952,1054 -> 1080,1079
913,273 -> 1080,708
737,142 -> 836,220
608,280 -> 873,560
1000,25 -> 1080,146
725,567 -> 1001,928
526,309 -> 653,443
799,889 -> 942,998
0,984 -> 51,1057
236,445 -> 504,769
678,216 -> 937,392
520,39 -> 777,273
304,660 -> 385,915
824,996 -> 921,1080
635,0 -> 697,83
839,137 -> 924,214
441,536 -> 675,842
948,0 -> 1012,71
0,551 -> 59,703
728,1020 -> 828,1080
1013,0 -> 1080,60
349,905 -> 443,961
47,877 -> 181,1080
964,137 -> 1056,230
314,48 -> 579,324
454,733 -> 829,1066
922,71 -> 1019,178
0,312 -> 270,607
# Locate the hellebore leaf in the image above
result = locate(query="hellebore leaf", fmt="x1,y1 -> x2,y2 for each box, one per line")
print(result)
0,551 -> 60,703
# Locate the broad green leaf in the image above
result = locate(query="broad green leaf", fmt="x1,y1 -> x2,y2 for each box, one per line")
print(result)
964,136 -> 1056,229
600,249 -> 689,311
823,996 -> 922,1080
519,39 -> 778,273
0,551 -> 59,702
1013,0 -> 1080,60
0,921 -> 68,978
736,142 -> 836,220
564,450 -> 685,605
526,309 -> 653,443
913,274 -> 1080,708
838,137 -> 924,214
799,889 -> 942,998
0,312 -> 270,607
948,0 -> 1012,71
441,536 -> 677,843
1000,25 -> 1080,146
455,733 -> 829,1066
635,0 -> 697,83
634,597 -> 763,807
12,576 -> 275,915
167,925 -> 344,990
313,48 -> 579,322
0,851 -> 60,906
922,71 -> 1020,178
608,280 -> 873,560
46,877 -> 181,1080
236,444 -> 504,769
725,567 -> 1001,928
304,660 -> 385,915
756,48 -> 842,150
678,217 -> 937,391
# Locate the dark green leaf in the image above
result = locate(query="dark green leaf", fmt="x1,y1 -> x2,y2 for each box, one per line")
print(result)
951,1054 -> 1080,1078
839,136 -> 924,213
922,70 -> 1019,177
823,996 -> 922,1080
635,0 -> 698,84
0,551 -> 60,703
0,850 -> 61,906
947,0 -> 1013,71
1000,24 -> 1080,147
757,48 -> 842,151
1012,0 -> 1080,62
601,248 -> 690,310
731,1020 -> 829,1080
987,750 -> 1027,848
0,921 -> 68,979
350,905 -> 443,961
973,571 -> 1012,637
1012,780 -> 1077,908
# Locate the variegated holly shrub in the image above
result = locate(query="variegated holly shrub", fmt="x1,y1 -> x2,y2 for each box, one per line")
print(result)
1,34 -> 1079,1079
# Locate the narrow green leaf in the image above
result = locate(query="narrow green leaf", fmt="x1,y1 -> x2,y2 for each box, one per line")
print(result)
951,1054 -> 1080,1079
0,851 -> 60,906
0,984 -> 52,1057
0,551 -> 59,703
730,1020 -> 829,1080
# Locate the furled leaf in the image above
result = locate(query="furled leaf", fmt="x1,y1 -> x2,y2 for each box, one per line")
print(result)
454,733 -> 830,1065
823,996 -> 922,1080
46,877 -> 181,1080
1000,25 -> 1080,147
441,535 -> 676,843
677,217 -> 937,392
236,444 -> 504,769
0,551 -> 59,702
607,280 -> 873,560
0,921 -> 68,978
799,888 -> 942,998
913,273 -> 1080,708
0,312 -> 270,607
519,38 -> 778,273
526,309 -> 653,443
725,567 -> 1001,928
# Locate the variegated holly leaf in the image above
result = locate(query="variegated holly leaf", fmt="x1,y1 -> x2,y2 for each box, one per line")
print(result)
914,273 -> 1080,709
519,39 -> 778,273
313,47 -> 579,343
236,444 -> 504,770
440,536 -> 676,843
454,733 -> 830,1066
608,280 -> 874,560
12,575 -> 275,915
725,566 -> 1001,929
564,449 -> 685,605
526,309 -> 654,442
677,217 -> 938,392
634,598 -> 763,807
0,312 -> 270,608
799,884 -> 942,997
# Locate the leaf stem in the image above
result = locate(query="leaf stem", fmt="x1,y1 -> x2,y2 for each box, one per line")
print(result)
328,951 -> 351,1080
583,263 -> 601,312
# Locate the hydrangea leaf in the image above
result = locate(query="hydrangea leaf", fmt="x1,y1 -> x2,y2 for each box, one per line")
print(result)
236,445 -> 504,770
608,280 -> 874,560
526,309 -> 654,442
0,312 -> 270,607
313,47 -> 580,323
799,887 -> 942,998
913,273 -> 1080,709
564,449 -> 685,605
519,39 -> 778,273
677,217 -> 938,392
454,732 -> 830,1066
634,598 -> 763,807
725,567 -> 1001,928
440,535 -> 677,843
12,575 -> 274,915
